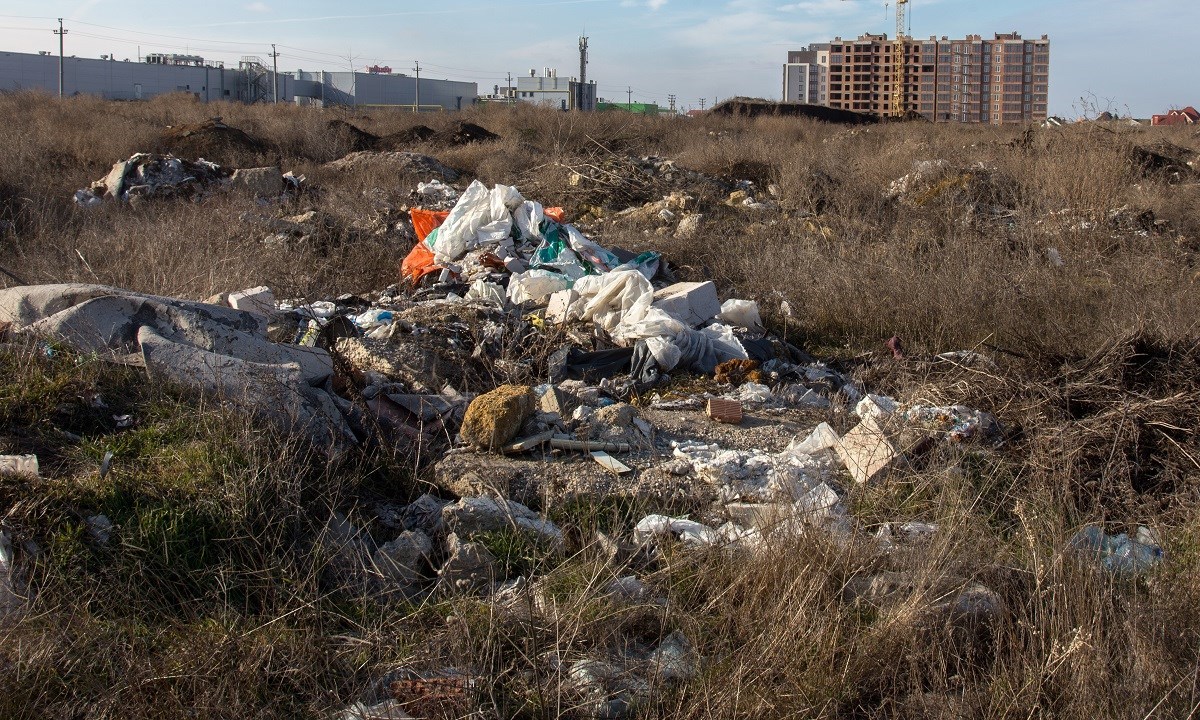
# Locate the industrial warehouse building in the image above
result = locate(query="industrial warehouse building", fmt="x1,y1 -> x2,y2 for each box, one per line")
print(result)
784,32 -> 1050,124
0,50 -> 477,110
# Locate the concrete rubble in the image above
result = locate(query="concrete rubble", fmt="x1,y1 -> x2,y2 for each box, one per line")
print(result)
73,152 -> 302,206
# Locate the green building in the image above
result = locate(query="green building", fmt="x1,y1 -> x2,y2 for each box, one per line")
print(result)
597,101 -> 660,116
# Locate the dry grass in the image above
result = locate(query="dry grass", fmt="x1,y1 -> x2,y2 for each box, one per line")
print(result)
2,92 -> 1200,718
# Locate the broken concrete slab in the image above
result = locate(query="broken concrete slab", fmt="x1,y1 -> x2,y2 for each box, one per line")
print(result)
535,384 -> 580,417
835,419 -> 899,484
0,284 -> 331,384
230,167 -> 284,197
228,285 -> 276,317
441,496 -> 564,549
652,281 -> 722,328
102,160 -> 130,199
138,325 -> 352,451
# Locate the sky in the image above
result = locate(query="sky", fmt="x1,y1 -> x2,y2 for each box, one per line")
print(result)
1,0 -> 1195,117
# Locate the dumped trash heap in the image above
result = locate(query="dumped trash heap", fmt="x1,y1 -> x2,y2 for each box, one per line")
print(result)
2,176 -> 1170,719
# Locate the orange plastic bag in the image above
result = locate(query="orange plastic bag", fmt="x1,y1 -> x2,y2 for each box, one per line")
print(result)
544,207 -> 566,223
410,209 -> 450,243
400,241 -> 441,284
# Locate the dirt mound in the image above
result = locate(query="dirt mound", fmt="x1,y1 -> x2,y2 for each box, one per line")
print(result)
379,125 -> 437,149
433,121 -> 500,146
379,122 -> 501,150
1129,140 -> 1196,183
327,119 -> 379,153
156,119 -> 268,166
323,151 -> 459,181
711,98 -> 877,125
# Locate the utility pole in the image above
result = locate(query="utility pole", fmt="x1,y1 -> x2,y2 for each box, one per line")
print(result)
699,98 -> 706,111
269,44 -> 280,103
53,18 -> 67,98
668,94 -> 676,114
413,60 -> 420,112
506,71 -> 513,101
626,86 -> 632,106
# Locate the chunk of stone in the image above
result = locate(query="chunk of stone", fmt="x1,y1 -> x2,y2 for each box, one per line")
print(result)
373,530 -> 432,585
439,532 -> 496,590
459,384 -> 535,450
674,213 -> 703,240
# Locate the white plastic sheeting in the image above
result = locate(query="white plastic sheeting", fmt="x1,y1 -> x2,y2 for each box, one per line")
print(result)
425,181 -> 524,264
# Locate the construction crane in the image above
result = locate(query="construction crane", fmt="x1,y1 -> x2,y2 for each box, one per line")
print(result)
890,0 -> 908,118
840,0 -> 909,117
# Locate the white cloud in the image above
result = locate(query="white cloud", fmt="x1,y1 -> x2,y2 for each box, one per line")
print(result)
245,1 -> 271,12
620,0 -> 669,9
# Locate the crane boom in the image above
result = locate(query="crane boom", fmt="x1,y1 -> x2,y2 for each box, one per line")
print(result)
839,0 -> 910,117
891,0 -> 908,117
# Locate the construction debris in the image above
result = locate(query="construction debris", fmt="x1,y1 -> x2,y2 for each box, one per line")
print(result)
73,153 -> 301,206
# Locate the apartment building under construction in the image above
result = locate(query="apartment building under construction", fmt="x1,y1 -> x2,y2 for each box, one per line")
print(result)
783,32 -> 1050,124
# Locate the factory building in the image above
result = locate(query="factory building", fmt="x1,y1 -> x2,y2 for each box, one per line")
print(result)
508,68 -> 597,111
0,50 -> 477,110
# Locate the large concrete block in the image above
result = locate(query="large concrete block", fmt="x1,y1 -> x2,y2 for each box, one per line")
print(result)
228,285 -> 275,316
652,281 -> 721,328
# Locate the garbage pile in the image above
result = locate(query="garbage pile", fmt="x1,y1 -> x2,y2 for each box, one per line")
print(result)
885,159 -> 1020,222
73,153 -> 302,206
6,172 -> 1176,719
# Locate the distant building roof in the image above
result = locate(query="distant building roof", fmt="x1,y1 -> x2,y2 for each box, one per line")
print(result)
1151,106 -> 1199,126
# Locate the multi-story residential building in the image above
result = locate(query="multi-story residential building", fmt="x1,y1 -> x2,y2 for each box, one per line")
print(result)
782,46 -> 829,104
785,32 -> 1049,124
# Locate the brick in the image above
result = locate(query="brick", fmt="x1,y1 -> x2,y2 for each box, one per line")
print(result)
706,398 -> 743,424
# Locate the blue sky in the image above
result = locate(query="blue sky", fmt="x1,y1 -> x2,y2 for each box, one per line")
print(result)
1,0 -> 1194,117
